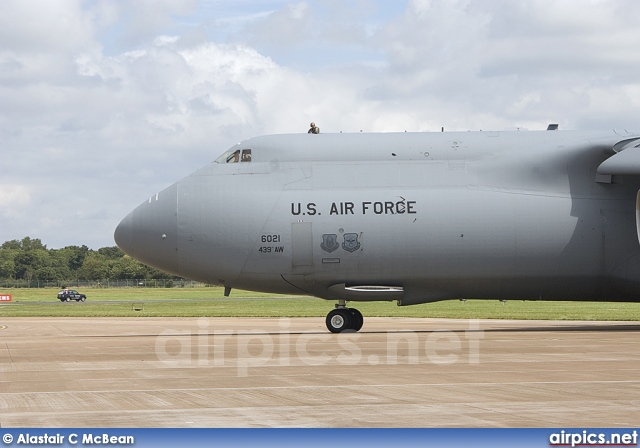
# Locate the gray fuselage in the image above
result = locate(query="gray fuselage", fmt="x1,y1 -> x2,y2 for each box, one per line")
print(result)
115,130 -> 640,305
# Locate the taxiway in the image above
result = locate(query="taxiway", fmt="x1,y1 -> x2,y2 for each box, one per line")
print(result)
0,317 -> 638,427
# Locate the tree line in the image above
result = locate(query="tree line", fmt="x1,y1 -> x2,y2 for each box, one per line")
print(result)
0,237 -> 174,282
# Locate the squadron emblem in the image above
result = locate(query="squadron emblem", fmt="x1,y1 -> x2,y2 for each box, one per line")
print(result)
321,234 -> 339,253
342,233 -> 361,253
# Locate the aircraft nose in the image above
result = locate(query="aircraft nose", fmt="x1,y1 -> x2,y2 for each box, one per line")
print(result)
114,183 -> 179,276
113,211 -> 134,255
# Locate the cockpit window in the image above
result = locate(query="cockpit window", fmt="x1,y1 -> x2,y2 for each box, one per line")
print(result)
227,150 -> 240,163
216,149 -> 252,163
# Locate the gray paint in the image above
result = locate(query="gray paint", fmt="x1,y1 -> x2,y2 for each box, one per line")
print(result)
115,129 -> 640,311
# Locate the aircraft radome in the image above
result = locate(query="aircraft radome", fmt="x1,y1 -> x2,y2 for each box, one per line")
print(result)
114,127 -> 640,332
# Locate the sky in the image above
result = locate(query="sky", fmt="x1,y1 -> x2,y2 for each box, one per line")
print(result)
3,0 -> 640,249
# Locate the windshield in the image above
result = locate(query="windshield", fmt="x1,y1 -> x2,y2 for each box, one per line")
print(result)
215,149 -> 252,163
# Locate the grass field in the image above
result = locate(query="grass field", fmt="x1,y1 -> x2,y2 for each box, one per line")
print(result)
1,287 -> 640,320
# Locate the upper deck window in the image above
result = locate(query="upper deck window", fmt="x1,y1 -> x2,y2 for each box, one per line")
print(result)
216,149 -> 252,163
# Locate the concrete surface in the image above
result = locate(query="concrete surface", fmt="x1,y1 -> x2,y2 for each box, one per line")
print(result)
0,317 -> 639,427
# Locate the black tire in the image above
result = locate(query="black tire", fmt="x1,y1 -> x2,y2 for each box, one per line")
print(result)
326,308 -> 352,333
65,297 -> 70,302
80,297 -> 86,302
349,308 -> 364,332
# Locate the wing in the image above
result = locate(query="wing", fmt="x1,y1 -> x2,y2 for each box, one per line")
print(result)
597,137 -> 640,175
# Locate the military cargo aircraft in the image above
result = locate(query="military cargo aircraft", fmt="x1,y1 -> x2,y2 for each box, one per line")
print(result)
114,128 -> 640,332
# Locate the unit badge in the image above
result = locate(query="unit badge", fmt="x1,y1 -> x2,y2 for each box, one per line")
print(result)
321,234 -> 339,253
342,233 -> 361,252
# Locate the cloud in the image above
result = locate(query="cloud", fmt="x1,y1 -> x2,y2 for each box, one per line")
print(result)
366,0 -> 640,129
0,0 -> 95,53
3,0 -> 640,248
0,185 -> 31,219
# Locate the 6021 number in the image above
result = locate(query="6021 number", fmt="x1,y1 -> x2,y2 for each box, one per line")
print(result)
261,234 -> 281,243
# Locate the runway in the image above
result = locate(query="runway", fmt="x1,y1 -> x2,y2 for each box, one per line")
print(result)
0,317 -> 639,427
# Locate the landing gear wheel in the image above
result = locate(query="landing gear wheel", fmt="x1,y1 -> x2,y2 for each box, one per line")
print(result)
326,308 -> 352,333
349,308 -> 363,332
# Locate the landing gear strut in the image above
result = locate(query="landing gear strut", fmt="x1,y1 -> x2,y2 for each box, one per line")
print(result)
326,301 -> 363,333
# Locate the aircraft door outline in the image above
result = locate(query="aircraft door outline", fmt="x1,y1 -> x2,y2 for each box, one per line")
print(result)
291,221 -> 313,272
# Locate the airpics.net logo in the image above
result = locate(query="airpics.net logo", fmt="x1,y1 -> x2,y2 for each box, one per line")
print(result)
153,318 -> 484,376
549,430 -> 638,447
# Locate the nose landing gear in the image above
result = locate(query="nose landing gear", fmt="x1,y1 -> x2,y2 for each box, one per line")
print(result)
326,301 -> 363,333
